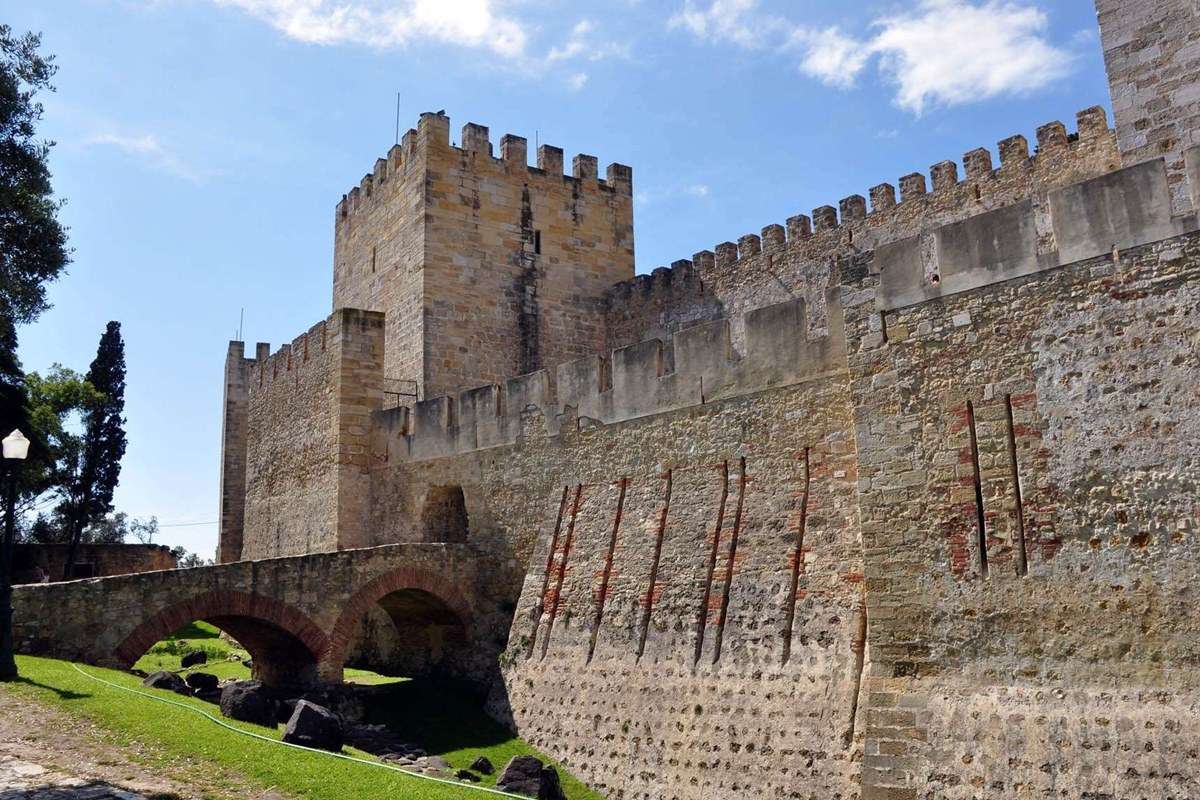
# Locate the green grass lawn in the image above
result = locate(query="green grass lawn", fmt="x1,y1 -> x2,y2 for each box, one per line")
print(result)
8,654 -> 601,800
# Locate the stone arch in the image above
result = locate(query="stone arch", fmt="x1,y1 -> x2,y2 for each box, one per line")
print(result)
114,590 -> 329,687
323,566 -> 474,680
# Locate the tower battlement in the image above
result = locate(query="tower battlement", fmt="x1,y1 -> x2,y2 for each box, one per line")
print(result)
334,111 -> 632,227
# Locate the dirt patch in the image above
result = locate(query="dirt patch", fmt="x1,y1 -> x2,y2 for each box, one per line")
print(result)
0,687 -> 289,799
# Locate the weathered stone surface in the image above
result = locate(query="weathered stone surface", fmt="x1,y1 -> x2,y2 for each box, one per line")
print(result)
219,681 -> 277,728
469,756 -> 493,775
282,700 -> 343,752
141,671 -> 188,695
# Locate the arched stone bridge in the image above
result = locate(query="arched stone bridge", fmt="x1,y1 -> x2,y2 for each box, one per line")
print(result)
10,543 -> 504,687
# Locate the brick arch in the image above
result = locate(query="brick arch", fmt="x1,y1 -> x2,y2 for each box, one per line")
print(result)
113,590 -> 329,668
323,566 -> 475,673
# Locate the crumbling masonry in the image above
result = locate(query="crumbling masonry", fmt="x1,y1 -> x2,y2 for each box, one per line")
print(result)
14,1 -> 1200,797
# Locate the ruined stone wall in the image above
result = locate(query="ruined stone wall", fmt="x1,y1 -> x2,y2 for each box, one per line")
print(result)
1097,0 -> 1200,214
242,308 -> 384,559
12,544 -> 177,584
332,111 -> 635,402
845,228 -> 1200,796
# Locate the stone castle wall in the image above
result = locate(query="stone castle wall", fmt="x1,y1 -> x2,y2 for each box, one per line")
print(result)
240,308 -> 383,559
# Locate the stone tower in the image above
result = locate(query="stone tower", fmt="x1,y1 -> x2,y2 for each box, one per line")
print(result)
331,111 -> 635,401
1095,0 -> 1200,213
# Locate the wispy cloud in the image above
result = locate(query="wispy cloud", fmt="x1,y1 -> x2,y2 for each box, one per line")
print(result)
636,182 -> 712,206
85,132 -> 208,182
205,2 -> 630,88
670,0 -> 1075,114
211,0 -> 526,57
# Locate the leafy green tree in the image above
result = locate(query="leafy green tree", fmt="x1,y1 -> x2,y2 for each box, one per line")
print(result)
171,546 -> 211,569
0,25 -> 68,327
59,322 -> 126,579
16,366 -> 99,514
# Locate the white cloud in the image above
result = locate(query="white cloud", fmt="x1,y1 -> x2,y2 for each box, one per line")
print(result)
671,0 -> 1075,114
790,27 -> 869,89
686,184 -> 710,197
211,0 -> 527,57
636,183 -> 712,206
566,72 -> 589,91
868,0 -> 1074,113
667,0 -> 773,50
85,132 -> 207,182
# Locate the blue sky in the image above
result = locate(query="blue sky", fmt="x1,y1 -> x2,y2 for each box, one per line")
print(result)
9,0 -> 1110,557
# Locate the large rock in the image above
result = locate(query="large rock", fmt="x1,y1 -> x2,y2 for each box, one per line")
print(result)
496,756 -> 565,799
142,671 -> 188,695
185,672 -> 219,692
180,650 -> 207,668
219,680 -> 278,727
282,700 -> 343,752
538,766 -> 566,800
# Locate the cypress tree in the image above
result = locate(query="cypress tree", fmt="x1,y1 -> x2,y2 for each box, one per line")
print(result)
61,322 -> 126,580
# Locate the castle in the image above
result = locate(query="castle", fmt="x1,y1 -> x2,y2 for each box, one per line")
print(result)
206,0 -> 1200,796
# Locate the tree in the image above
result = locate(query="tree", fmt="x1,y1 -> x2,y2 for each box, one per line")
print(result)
0,25 -> 68,327
59,322 -> 126,580
171,546 -> 211,570
0,25 -> 67,682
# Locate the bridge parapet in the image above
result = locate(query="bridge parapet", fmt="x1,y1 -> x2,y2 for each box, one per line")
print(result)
12,543 -> 501,687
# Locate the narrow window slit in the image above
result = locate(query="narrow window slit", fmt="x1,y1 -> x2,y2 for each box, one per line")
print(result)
541,484 -> 583,660
1005,394 -> 1029,576
712,457 -> 748,664
636,470 -> 673,661
588,477 -> 627,663
693,461 -> 730,667
781,447 -> 811,665
966,401 -> 989,577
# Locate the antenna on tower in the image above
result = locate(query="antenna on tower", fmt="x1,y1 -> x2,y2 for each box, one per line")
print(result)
238,308 -> 244,342
535,129 -> 539,153
394,93 -> 401,145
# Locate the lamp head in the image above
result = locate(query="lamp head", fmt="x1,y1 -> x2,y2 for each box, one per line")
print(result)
2,429 -> 30,461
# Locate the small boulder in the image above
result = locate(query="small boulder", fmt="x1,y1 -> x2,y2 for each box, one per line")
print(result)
180,650 -> 207,668
282,700 -> 343,752
142,671 -> 188,695
456,769 -> 480,783
538,766 -> 566,800
496,756 -> 543,796
219,680 -> 278,727
185,672 -> 219,692
470,756 -> 494,775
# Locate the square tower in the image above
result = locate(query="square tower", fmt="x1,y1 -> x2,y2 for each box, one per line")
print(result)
332,111 -> 636,401
1096,0 -> 1200,214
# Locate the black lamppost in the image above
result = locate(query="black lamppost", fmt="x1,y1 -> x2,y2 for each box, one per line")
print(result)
0,429 -> 30,681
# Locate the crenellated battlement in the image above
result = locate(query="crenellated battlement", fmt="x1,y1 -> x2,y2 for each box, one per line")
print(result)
616,107 -> 1119,295
249,316 -> 331,391
334,110 -> 633,227
382,290 -> 846,461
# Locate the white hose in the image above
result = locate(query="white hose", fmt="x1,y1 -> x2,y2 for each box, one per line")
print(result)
67,662 -> 528,799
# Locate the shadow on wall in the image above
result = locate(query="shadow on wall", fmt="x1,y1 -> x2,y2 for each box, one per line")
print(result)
345,588 -> 470,680
421,485 -> 469,542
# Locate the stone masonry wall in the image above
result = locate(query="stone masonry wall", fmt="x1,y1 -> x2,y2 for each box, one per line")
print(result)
845,228 -> 1200,798
333,111 -> 635,402
604,108 -> 1120,353
364,365 -> 865,798
242,308 -> 384,559
1097,0 -> 1200,214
